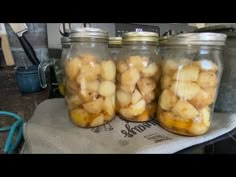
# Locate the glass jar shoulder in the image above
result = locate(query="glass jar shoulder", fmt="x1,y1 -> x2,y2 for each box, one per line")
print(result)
67,42 -> 109,60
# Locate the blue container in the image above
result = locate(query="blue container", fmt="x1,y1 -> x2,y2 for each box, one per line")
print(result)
15,65 -> 43,94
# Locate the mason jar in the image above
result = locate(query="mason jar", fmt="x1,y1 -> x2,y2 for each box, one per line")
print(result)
116,31 -> 161,122
58,37 -> 71,96
157,33 -> 227,136
108,37 -> 122,61
64,28 -> 116,128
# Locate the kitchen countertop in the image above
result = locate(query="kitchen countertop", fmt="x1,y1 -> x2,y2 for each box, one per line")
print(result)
0,66 -> 53,154
178,128 -> 236,154
0,87 -> 49,154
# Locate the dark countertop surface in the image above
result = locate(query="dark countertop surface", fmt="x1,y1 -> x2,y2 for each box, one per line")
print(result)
0,88 -> 49,154
0,65 -> 50,153
178,128 -> 236,154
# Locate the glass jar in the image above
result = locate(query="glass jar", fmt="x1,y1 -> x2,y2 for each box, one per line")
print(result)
64,28 -> 116,128
108,37 -> 122,61
116,31 -> 161,122
157,33 -> 227,136
58,37 -> 71,96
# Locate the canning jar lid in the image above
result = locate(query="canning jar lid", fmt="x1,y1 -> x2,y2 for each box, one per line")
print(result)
61,37 -> 71,43
159,36 -> 171,43
61,37 -> 71,47
160,33 -> 227,46
109,37 -> 122,45
122,31 -> 159,44
69,27 -> 109,41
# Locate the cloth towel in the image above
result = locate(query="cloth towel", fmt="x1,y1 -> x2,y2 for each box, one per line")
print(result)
21,99 -> 236,154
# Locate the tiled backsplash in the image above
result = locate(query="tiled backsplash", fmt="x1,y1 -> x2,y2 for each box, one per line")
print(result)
0,23 -> 48,66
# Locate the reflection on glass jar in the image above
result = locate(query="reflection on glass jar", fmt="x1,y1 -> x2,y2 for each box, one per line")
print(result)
157,33 -> 227,136
64,28 -> 116,128
116,31 -> 161,122
108,37 -> 122,61
58,37 -> 71,96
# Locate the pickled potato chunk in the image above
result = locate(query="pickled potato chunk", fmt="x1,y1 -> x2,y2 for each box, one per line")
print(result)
170,81 -> 200,100
127,56 -> 149,71
120,99 -> 146,117
65,58 -> 81,80
85,80 -> 99,92
65,80 -> 79,93
172,100 -> 199,120
143,91 -> 155,104
98,81 -> 116,97
131,89 -> 142,105
103,96 -> 115,118
197,72 -> 217,88
78,77 -> 98,102
117,60 -> 128,73
116,89 -> 131,107
153,67 -> 161,82
70,108 -> 89,127
199,106 -> 211,127
136,111 -> 149,121
142,62 -> 159,77
189,89 -> 212,109
137,78 -> 156,96
128,99 -> 146,116
161,75 -> 172,90
159,89 -> 178,111
189,122 -> 208,135
65,95 -> 82,107
90,114 -> 105,127
162,59 -> 179,75
79,63 -> 101,81
78,90 -> 98,103
172,65 -> 199,81
120,83 -> 136,93
204,87 -> 217,105
121,68 -> 140,86
82,98 -> 103,114
159,111 -> 191,130
119,108 -> 134,119
101,60 -> 116,81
